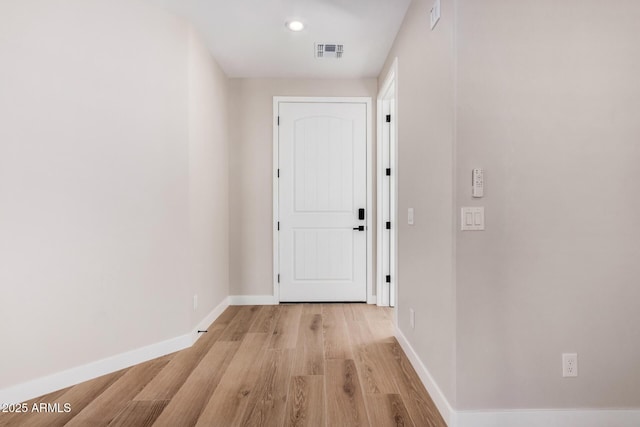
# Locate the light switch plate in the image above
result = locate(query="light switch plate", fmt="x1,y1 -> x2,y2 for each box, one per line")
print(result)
461,207 -> 484,231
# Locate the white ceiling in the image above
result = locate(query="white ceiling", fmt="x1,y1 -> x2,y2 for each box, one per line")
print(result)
151,0 -> 412,78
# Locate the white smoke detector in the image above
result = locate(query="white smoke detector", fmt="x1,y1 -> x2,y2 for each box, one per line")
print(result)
315,43 -> 344,59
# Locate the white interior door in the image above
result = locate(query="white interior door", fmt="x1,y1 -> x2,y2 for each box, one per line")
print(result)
277,101 -> 367,302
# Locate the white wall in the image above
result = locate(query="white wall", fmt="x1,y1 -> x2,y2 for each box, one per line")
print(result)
187,27 -> 230,327
378,0 -> 457,406
228,78 -> 378,297
379,0 -> 640,416
455,0 -> 640,410
0,0 -> 229,392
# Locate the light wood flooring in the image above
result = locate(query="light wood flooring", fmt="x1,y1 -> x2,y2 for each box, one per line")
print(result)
0,304 -> 446,427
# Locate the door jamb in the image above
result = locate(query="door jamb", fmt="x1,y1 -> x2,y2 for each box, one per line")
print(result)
273,96 -> 374,303
376,58 -> 398,307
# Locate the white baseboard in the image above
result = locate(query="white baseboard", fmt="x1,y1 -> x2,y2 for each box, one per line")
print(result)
190,296 -> 230,345
455,409 -> 640,427
0,297 -> 230,406
394,326 -> 640,427
228,295 -> 375,305
394,326 -> 455,425
0,334 -> 192,407
228,295 -> 278,305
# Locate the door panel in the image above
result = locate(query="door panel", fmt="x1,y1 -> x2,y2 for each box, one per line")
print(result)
279,102 -> 367,302
293,116 -> 354,213
293,229 -> 353,281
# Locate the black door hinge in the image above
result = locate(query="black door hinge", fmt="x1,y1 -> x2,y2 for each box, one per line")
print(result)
386,114 -> 391,123
386,221 -> 391,230
278,274 -> 280,283
277,221 -> 280,230
277,116 -> 280,126
277,169 -> 280,178
386,168 -> 391,176
386,275 -> 391,283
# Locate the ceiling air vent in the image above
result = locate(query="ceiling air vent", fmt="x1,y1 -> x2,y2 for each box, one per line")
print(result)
315,43 -> 343,59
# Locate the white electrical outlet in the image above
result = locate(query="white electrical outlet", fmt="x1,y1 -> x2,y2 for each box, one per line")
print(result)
193,294 -> 198,311
409,308 -> 415,329
562,353 -> 578,377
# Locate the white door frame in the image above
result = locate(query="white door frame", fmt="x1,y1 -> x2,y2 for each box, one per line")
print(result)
377,58 -> 398,307
273,96 -> 374,304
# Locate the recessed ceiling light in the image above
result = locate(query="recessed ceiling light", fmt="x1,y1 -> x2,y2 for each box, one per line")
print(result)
286,20 -> 305,32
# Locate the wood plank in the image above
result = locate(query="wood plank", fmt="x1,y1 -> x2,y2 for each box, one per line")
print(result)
107,400 -> 168,427
361,304 -> 390,323
152,340 -> 240,427
380,340 -> 447,427
269,304 -> 303,349
2,304 -> 447,427
213,305 -> 243,325
354,344 -> 400,394
325,359 -> 369,427
0,387 -> 70,427
134,323 -> 226,401
322,304 -> 354,360
302,303 -> 322,315
65,355 -> 171,426
367,320 -> 396,344
365,394 -> 415,427
292,314 -> 324,375
194,332 -> 269,426
345,316 -> 376,347
363,304 -> 395,343
239,349 -> 295,426
5,369 -> 127,427
342,303 -> 367,322
218,305 -> 262,341
26,387 -> 71,404
284,376 -> 325,427
249,305 -> 282,333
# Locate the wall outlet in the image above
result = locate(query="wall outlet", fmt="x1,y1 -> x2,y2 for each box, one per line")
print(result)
409,308 -> 415,329
193,294 -> 198,311
562,353 -> 578,377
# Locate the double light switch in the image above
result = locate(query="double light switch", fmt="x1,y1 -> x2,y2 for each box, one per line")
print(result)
461,207 -> 484,231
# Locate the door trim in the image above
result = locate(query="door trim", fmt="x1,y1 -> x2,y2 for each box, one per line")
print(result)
273,96 -> 373,303
377,58 -> 398,307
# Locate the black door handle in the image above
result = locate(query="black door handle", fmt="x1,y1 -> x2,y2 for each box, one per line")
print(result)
352,226 -> 365,231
